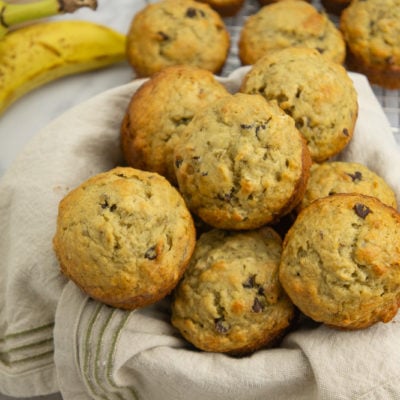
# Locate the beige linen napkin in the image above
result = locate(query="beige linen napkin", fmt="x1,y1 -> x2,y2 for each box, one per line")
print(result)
1,67 -> 400,399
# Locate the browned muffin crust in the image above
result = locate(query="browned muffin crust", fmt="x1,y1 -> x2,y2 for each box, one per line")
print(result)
340,0 -> 400,89
238,1 -> 346,66
298,161 -> 398,211
120,65 -> 229,185
240,47 -> 358,162
126,0 -> 230,77
53,167 -> 196,310
280,193 -> 400,330
172,227 -> 295,355
174,92 -> 312,230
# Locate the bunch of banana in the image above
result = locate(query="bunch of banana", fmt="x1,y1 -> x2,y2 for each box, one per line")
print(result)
0,0 -> 98,39
0,0 -> 127,116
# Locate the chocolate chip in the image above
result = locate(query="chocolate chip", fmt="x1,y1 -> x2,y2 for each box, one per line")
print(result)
252,297 -> 264,313
255,124 -> 266,134
100,199 -> 117,211
157,31 -> 170,41
144,245 -> 157,260
186,7 -> 196,17
346,171 -> 362,182
175,157 -> 183,169
353,203 -> 372,219
176,117 -> 192,126
316,47 -> 325,54
185,7 -> 205,18
343,128 -> 349,136
217,188 -> 234,202
295,117 -> 305,129
214,317 -> 229,334
242,274 -> 256,288
256,84 -> 266,94
240,123 -> 253,130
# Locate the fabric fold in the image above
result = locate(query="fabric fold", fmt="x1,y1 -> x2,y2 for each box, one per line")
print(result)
55,283 -> 316,400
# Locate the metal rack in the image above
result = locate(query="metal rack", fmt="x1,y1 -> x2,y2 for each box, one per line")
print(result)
221,0 -> 400,143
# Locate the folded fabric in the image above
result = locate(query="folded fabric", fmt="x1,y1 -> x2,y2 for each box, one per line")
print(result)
0,67 -> 400,399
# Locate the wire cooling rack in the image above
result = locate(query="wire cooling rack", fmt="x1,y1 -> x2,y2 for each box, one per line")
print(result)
221,0 -> 400,144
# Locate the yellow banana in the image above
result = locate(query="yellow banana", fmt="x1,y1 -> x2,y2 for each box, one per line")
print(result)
0,0 -> 98,39
0,20 -> 127,116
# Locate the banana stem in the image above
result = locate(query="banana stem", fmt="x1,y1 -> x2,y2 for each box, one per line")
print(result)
0,0 -> 97,29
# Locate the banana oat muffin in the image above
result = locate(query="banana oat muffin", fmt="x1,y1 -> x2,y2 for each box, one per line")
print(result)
126,0 -> 230,77
240,47 -> 358,162
298,161 -> 398,211
171,227 -> 295,355
238,0 -> 346,66
279,193 -> 400,330
340,0 -> 400,89
174,92 -> 312,230
120,65 -> 229,185
53,167 -> 196,310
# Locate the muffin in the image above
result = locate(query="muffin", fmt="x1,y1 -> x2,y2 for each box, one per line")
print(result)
340,0 -> 400,89
238,0 -> 346,66
171,227 -> 295,355
240,47 -> 358,162
174,92 -> 312,230
196,0 -> 245,16
126,0 -> 230,77
298,161 -> 398,211
120,65 -> 229,185
321,0 -> 350,15
53,167 -> 196,310
279,193 -> 400,330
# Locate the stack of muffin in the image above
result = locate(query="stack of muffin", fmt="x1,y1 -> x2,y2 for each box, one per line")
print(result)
53,0 -> 400,356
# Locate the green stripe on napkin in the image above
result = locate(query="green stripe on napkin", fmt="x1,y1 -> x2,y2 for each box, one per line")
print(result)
79,299 -> 138,400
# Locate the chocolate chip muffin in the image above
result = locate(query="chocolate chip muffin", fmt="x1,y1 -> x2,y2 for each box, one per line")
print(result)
174,92 -> 312,230
240,47 -> 358,162
120,65 -> 229,185
53,167 -> 196,310
171,227 -> 295,355
238,0 -> 346,66
340,0 -> 400,89
279,193 -> 400,330
126,0 -> 230,77
298,161 -> 398,211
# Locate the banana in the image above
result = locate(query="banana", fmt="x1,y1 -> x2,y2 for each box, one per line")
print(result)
0,20 -> 127,116
0,0 -> 98,39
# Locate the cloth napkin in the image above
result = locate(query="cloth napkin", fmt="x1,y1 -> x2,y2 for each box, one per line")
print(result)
1,67 -> 400,400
